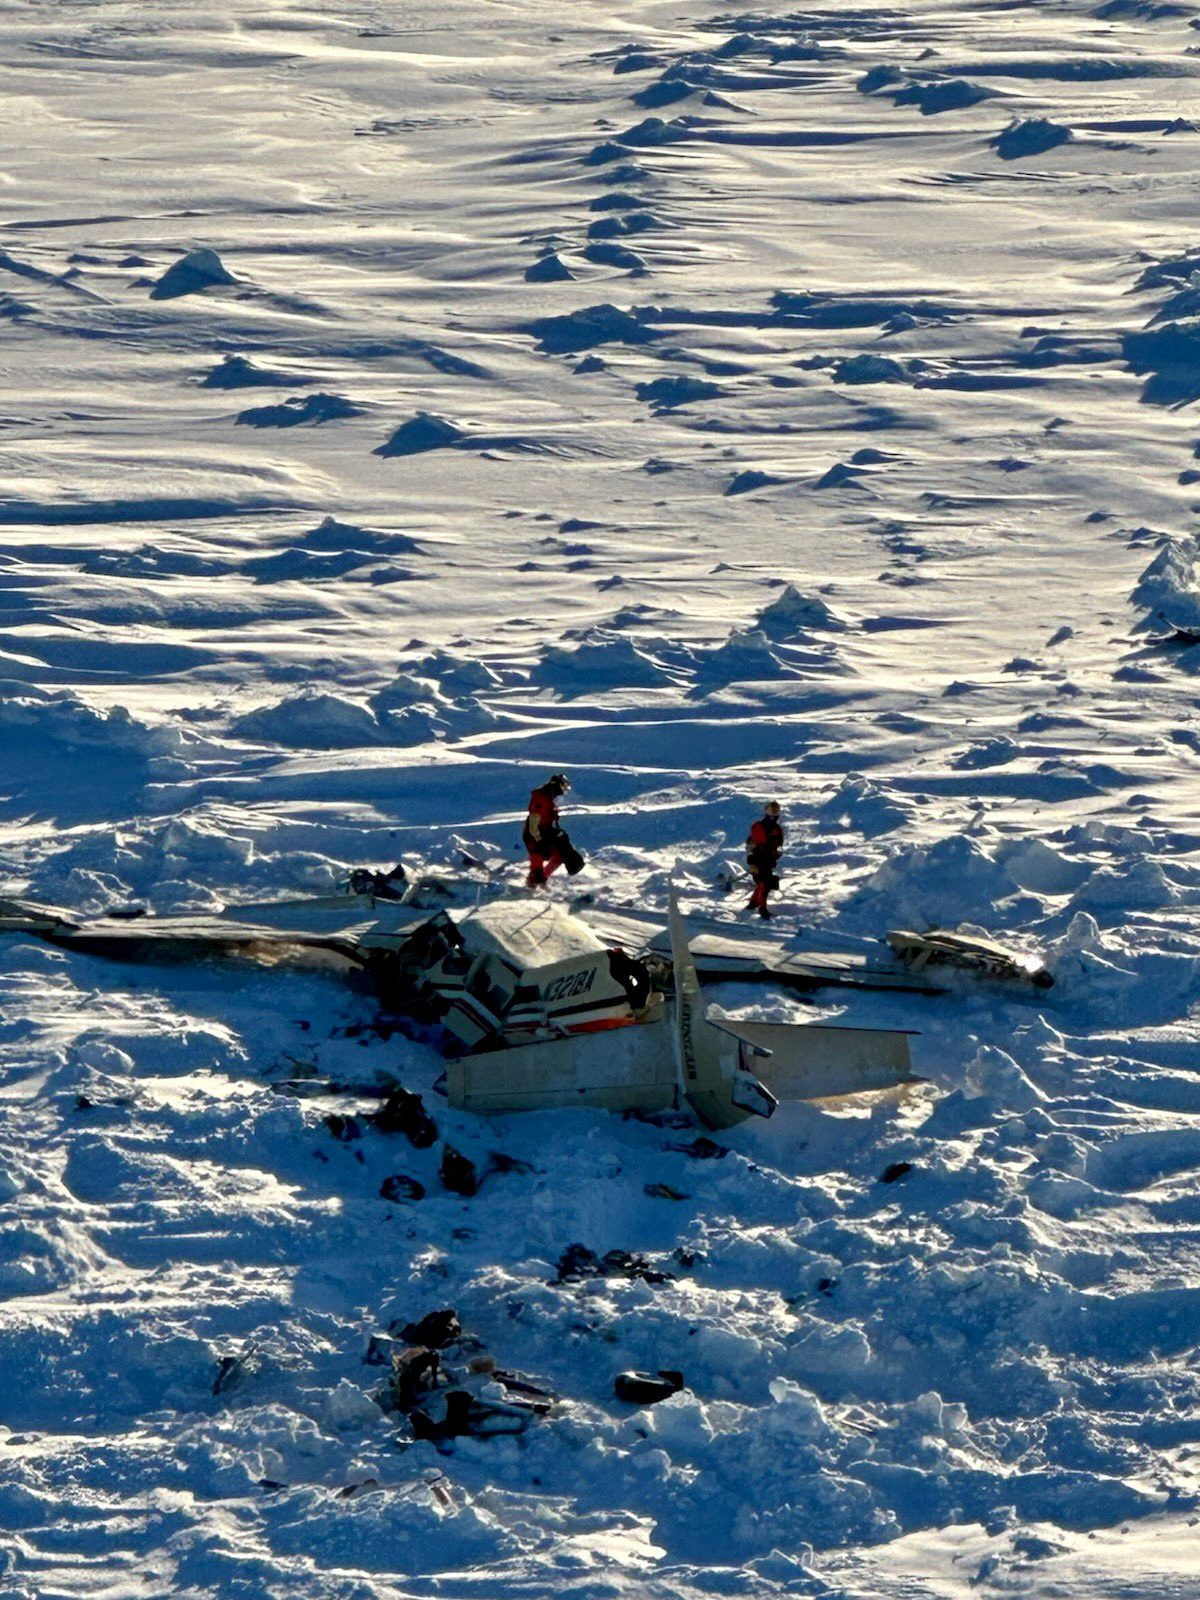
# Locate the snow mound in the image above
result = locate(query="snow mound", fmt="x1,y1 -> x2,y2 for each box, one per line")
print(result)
1131,535 -> 1200,633
894,79 -> 994,115
1136,248 -> 1200,291
536,629 -> 679,690
995,837 -> 1089,895
583,240 -> 648,272
635,375 -> 724,409
726,469 -> 783,495
587,209 -> 663,239
965,1044 -> 1046,1111
814,460 -> 868,490
201,354 -> 304,389
608,115 -> 693,149
300,516 -> 423,556
817,774 -> 909,836
408,648 -> 502,695
756,584 -> 849,635
235,393 -> 363,428
1069,856 -> 1179,912
773,289 -> 954,327
834,353 -> 907,384
858,64 -> 907,93
853,833 -> 1028,925
631,76 -> 698,110
524,251 -> 574,283
689,627 -> 801,684
953,736 -> 1017,769
1146,274 -> 1200,326
1123,319 -> 1200,405
524,302 -> 658,354
149,247 -> 237,300
231,691 -> 384,749
993,119 -> 1073,160
374,412 -> 464,457
0,688 -> 209,772
370,670 -> 495,741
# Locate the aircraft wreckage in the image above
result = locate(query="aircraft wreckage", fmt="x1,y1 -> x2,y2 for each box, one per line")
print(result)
0,876 -> 1051,1131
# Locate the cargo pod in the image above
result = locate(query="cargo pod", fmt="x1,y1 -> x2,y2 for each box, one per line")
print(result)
446,1018 -> 674,1116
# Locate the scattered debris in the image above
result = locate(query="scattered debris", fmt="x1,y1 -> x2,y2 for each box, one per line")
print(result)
371,1088 -> 438,1148
410,1387 -> 545,1442
440,1144 -> 479,1196
614,1369 -> 685,1404
666,1136 -> 728,1160
363,1333 -> 401,1367
398,1309 -> 462,1349
379,1173 -> 425,1202
337,1478 -> 380,1498
555,1243 -> 675,1285
644,1182 -> 690,1201
372,1309 -> 553,1447
879,1160 -> 914,1184
270,1078 -> 341,1099
73,1090 -> 134,1114
383,1346 -> 442,1412
348,864 -> 407,900
212,1342 -> 259,1396
484,1151 -> 535,1177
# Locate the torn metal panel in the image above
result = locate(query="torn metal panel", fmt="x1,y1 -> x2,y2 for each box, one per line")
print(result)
886,928 -> 1053,988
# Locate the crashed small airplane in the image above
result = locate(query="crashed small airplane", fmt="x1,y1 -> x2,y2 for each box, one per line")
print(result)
447,891 -> 919,1128
0,876 -> 1047,1129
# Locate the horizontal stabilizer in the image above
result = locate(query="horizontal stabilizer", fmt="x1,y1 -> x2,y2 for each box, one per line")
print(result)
714,1019 -> 916,1099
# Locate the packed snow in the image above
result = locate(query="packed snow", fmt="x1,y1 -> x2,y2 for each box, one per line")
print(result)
1,1 -> 1200,1596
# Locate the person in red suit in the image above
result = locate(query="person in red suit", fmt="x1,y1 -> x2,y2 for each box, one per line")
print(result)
746,800 -> 784,919
524,773 -> 572,887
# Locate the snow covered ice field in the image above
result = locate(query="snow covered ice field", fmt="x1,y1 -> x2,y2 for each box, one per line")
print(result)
4,0 -> 1200,1593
